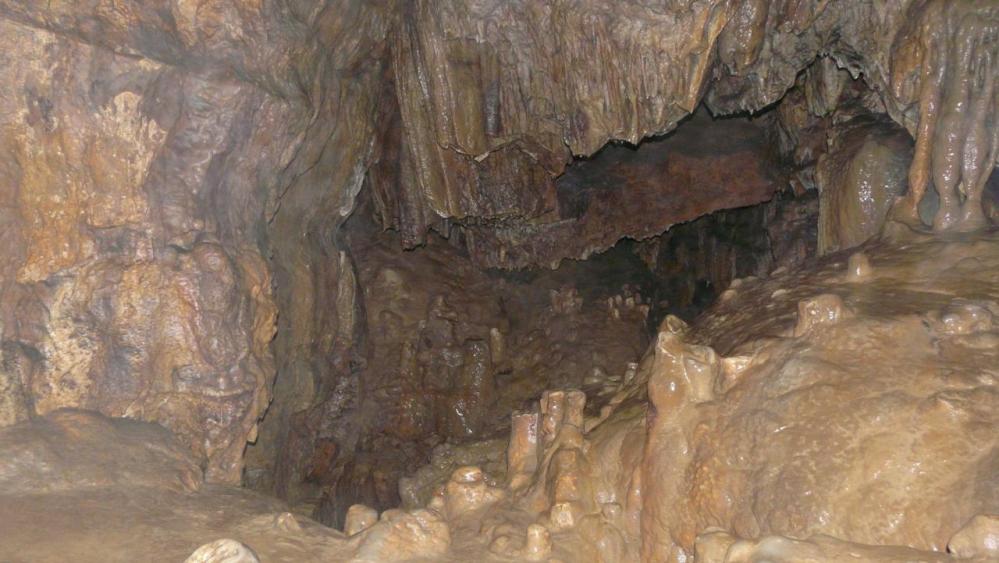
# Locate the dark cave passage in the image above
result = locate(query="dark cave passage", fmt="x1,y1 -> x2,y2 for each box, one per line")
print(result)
297,102 -> 823,527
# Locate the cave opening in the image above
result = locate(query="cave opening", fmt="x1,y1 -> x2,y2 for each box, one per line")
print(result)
1,3 -> 998,562
291,100 -> 824,528
250,51 -> 998,534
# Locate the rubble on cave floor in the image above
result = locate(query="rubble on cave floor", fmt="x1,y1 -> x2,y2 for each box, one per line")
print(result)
2,226 -> 996,563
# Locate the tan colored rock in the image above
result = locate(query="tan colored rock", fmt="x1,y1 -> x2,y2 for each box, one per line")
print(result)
694,529 -> 739,563
643,234 -> 999,559
4,226 -> 999,563
947,514 -> 999,559
719,356 -> 753,393
794,293 -> 846,337
935,300 -> 996,336
443,466 -> 505,520
549,501 -> 584,531
524,524 -> 553,561
0,409 -> 202,494
398,439 -> 508,510
540,389 -> 586,448
344,504 -> 379,536
353,509 -> 450,562
508,411 -> 540,490
816,117 -> 913,254
642,330 -> 721,561
0,3 -> 997,563
697,532 -> 952,563
185,539 -> 259,563
846,251 -> 874,281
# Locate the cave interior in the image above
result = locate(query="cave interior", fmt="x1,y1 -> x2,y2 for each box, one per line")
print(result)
0,1 -> 997,562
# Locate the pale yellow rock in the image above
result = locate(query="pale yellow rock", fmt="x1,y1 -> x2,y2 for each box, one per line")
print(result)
344,504 -> 378,536
185,540 -> 259,563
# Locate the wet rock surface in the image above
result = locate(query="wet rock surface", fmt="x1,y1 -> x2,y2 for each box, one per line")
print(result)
816,115 -> 914,253
2,231 -> 997,562
0,0 -> 995,500
0,0 -> 997,561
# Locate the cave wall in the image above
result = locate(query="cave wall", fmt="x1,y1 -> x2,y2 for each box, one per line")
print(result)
0,1 -> 392,485
0,0 -> 996,505
0,16 -> 283,483
464,108 -> 783,269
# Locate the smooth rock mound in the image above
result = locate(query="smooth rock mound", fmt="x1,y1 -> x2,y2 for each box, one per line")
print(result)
0,409 -> 202,494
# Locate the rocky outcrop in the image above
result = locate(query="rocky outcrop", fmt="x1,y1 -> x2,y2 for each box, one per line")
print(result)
0,408 -> 202,494
374,0 -> 998,265
0,0 -> 997,516
1,232 -> 997,563
816,115 -> 913,253
462,110 -> 783,269
0,14 -> 285,483
0,1 -> 391,487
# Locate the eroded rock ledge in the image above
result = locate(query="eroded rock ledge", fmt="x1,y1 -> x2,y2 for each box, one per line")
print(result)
373,0 -> 999,267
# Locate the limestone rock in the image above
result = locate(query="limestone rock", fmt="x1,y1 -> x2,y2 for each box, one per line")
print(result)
947,514 -> 999,559
344,504 -> 379,536
816,116 -> 913,254
352,509 -> 451,562
0,409 -> 202,494
185,540 -> 260,563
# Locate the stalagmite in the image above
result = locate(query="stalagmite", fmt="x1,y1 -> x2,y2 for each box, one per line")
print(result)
508,411 -> 540,490
845,251 -> 873,280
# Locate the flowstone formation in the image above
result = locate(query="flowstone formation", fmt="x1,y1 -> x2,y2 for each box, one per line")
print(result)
0,0 -> 998,562
374,0 -> 999,266
1,231 -> 997,562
